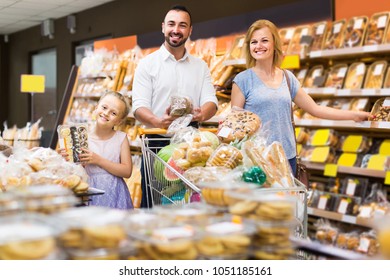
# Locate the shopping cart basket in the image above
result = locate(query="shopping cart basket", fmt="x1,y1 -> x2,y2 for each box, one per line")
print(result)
140,133 -> 201,207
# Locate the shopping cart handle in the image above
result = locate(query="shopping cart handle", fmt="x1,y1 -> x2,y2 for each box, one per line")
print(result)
137,127 -> 167,135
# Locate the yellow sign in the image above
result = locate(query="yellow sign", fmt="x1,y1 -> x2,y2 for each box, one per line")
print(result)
20,75 -> 45,93
312,129 -> 330,146
385,171 -> 390,185
367,154 -> 387,170
311,146 -> 330,163
342,135 -> 363,153
337,153 -> 358,167
379,140 -> 390,156
281,55 -> 300,69
324,164 -> 338,177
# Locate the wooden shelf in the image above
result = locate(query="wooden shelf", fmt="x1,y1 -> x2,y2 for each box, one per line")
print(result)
307,207 -> 374,228
295,120 -> 390,133
304,161 -> 386,179
303,88 -> 390,97
222,58 -> 246,67
309,43 -> 390,59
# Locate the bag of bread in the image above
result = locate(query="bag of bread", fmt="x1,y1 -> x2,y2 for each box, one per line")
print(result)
57,123 -> 88,163
217,107 -> 261,144
169,95 -> 193,117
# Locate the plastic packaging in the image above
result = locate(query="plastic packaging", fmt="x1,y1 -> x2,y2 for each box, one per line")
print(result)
342,16 -> 368,48
364,12 -> 390,45
57,123 -> 88,163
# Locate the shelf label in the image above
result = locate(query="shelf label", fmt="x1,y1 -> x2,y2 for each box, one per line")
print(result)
337,199 -> 349,214
324,163 -> 338,177
310,50 -> 322,58
217,127 -> 232,138
337,153 -> 357,167
361,89 -> 376,95
318,196 -> 328,210
316,24 -> 325,35
319,120 -> 333,126
341,215 -> 357,224
322,88 -> 336,94
379,140 -> 390,155
378,122 -> 390,129
337,89 -> 351,96
312,129 -> 330,146
355,121 -> 371,128
297,119 -> 312,126
380,88 -> 390,95
373,64 -> 384,76
378,15 -> 388,28
385,171 -> 390,185
346,180 -> 357,196
363,45 -> 379,52
333,22 -> 342,34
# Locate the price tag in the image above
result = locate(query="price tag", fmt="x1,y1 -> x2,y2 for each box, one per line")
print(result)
312,129 -> 330,146
319,120 -> 333,126
359,206 -> 372,218
342,135 -> 363,152
316,24 -> 325,35
217,127 -> 232,138
357,98 -> 368,110
312,69 -> 322,78
383,97 -> 390,107
337,67 -> 347,78
324,163 -> 338,177
301,28 -> 309,36
286,29 -> 294,39
357,237 -> 370,253
333,23 -> 342,34
310,50 -> 322,57
322,88 -> 336,94
346,180 -> 357,196
353,18 -> 364,29
298,119 -> 312,125
341,215 -> 357,224
363,45 -> 378,52
338,199 -> 349,214
337,89 -> 351,96
380,89 -> 390,95
318,196 -> 328,210
379,140 -> 390,155
385,171 -> 390,185
356,64 -> 365,76
373,63 -> 384,76
377,15 -> 388,28
361,89 -> 376,95
337,153 -> 357,167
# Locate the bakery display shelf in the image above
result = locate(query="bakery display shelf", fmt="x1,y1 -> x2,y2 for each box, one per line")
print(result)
304,88 -> 390,97
73,94 -> 101,99
307,207 -> 374,228
303,161 -> 386,179
290,236 -> 368,260
295,119 -> 390,132
222,58 -> 246,67
309,43 -> 390,59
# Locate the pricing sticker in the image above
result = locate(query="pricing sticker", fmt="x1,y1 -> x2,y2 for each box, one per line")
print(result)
286,29 -> 294,39
359,206 -> 372,218
298,69 -> 307,79
217,127 -> 232,138
337,67 -> 347,78
353,18 -> 364,29
377,15 -> 388,28
333,22 -> 342,34
318,196 -> 328,210
373,63 -> 384,76
316,24 -> 325,35
337,199 -> 349,214
301,28 -> 309,36
357,237 -> 370,253
346,180 -> 357,196
356,64 -> 365,76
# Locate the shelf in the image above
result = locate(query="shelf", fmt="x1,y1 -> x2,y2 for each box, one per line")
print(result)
309,43 -> 390,59
222,58 -> 246,67
303,162 -> 386,179
73,94 -> 101,99
307,207 -> 373,228
303,88 -> 390,97
295,119 -> 390,132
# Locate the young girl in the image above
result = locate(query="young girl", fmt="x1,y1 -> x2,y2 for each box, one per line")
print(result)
60,91 -> 134,209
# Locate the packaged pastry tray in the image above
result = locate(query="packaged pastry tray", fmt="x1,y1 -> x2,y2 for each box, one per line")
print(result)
303,65 -> 325,88
279,27 -> 295,54
324,64 -> 348,88
152,202 -> 218,222
227,35 -> 246,60
323,19 -> 346,49
343,62 -> 366,89
310,21 -> 329,52
57,123 -> 88,163
340,176 -> 368,199
364,60 -> 388,89
349,98 -> 369,112
368,97 -> 390,121
287,25 -> 311,55
364,12 -> 390,45
383,65 -> 390,88
342,16 -> 368,48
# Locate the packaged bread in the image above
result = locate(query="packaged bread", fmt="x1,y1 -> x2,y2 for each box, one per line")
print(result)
300,146 -> 335,163
357,230 -> 379,256
227,35 -> 246,60
295,127 -> 309,144
349,98 -> 369,111
206,143 -> 243,169
196,214 -> 255,260
324,64 -> 348,88
287,25 -> 311,55
343,62 -> 366,89
338,135 -> 372,153
303,65 -> 325,88
340,177 -> 368,198
364,60 -> 388,88
217,108 -> 261,144
323,19 -> 346,49
328,98 -> 352,110
314,219 -> 339,245
364,12 -> 390,45
0,213 -> 64,260
334,195 -> 361,215
342,16 -> 368,48
369,97 -> 390,121
310,21 -> 329,51
335,232 -> 360,250
306,129 -> 339,147
55,207 -> 127,251
57,123 -> 88,163
279,27 -> 295,54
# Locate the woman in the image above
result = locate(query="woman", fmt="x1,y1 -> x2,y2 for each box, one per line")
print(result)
231,19 -> 369,175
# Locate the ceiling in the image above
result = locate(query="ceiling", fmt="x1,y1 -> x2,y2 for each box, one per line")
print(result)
0,0 -> 117,35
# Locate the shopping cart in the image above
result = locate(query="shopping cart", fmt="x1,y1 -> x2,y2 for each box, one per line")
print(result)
140,133 -> 201,207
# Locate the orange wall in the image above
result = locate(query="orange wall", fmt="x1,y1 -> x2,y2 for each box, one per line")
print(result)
335,0 -> 390,20
94,35 -> 137,54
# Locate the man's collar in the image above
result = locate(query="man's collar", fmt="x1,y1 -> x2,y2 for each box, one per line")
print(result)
160,44 -> 189,62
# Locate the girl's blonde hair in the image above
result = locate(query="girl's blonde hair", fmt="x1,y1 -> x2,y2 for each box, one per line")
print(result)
99,90 -> 131,120
243,19 -> 283,69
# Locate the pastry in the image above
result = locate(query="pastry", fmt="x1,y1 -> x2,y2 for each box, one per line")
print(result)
0,238 -> 55,260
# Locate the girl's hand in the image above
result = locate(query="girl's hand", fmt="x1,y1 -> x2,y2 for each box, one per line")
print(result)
353,111 -> 370,122
79,148 -> 97,166
57,148 -> 70,161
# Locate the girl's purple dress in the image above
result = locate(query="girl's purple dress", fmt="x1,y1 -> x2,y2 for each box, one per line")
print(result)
85,131 -> 133,209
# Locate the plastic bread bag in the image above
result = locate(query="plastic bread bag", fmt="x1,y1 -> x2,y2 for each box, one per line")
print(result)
169,95 -> 193,117
1,121 -> 17,146
335,231 -> 360,250
357,230 -> 379,256
57,123 -> 89,163
166,114 -> 193,136
217,107 -> 261,144
206,143 -> 243,170
169,127 -> 215,171
314,219 -> 339,245
358,185 -> 389,219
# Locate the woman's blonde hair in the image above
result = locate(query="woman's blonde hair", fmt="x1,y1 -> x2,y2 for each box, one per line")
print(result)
99,90 -> 131,120
243,19 -> 283,69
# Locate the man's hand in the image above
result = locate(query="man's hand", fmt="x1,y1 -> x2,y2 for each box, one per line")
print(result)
192,107 -> 204,122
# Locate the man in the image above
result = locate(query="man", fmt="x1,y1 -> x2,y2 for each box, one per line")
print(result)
132,5 -> 218,208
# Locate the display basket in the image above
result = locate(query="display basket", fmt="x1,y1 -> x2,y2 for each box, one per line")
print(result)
140,133 -> 201,207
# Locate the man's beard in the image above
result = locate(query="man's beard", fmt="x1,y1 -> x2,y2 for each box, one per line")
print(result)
165,33 -> 188,48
